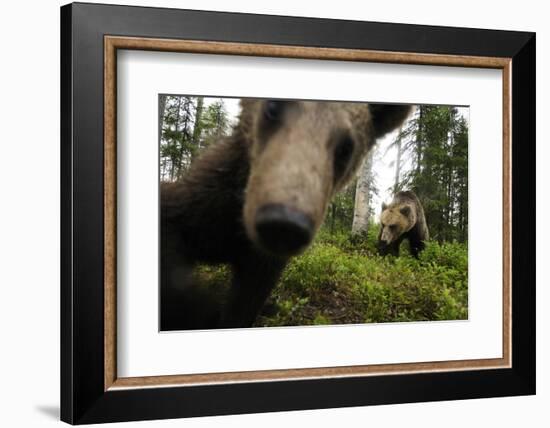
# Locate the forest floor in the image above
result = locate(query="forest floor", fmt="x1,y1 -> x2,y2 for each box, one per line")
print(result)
196,225 -> 468,328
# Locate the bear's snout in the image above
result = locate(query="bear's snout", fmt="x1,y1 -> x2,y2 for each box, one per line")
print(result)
254,204 -> 314,256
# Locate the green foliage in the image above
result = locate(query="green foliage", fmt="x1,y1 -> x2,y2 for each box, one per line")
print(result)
254,230 -> 468,327
196,227 -> 468,328
200,100 -> 231,147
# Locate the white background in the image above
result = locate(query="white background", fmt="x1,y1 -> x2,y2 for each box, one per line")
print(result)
0,0 -> 546,427
118,51 -> 502,377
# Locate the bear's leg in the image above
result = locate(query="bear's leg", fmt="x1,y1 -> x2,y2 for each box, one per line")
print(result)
389,236 -> 404,257
220,253 -> 287,328
160,266 -> 223,331
160,224 -> 222,331
409,243 -> 420,259
409,238 -> 425,259
389,244 -> 400,257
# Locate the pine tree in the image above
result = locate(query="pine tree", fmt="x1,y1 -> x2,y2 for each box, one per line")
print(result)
160,96 -> 232,182
393,105 -> 469,243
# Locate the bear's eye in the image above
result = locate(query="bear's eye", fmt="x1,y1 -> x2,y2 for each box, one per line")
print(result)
263,100 -> 286,122
333,135 -> 355,180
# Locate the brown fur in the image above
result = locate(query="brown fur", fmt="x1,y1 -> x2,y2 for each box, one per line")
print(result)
161,99 -> 412,330
378,190 -> 429,258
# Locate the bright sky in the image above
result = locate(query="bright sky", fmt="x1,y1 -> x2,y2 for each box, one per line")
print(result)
206,98 -> 469,222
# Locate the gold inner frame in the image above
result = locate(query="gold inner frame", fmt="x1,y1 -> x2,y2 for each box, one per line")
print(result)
104,36 -> 512,391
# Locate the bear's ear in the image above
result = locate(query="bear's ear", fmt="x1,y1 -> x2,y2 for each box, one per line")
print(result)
370,104 -> 413,139
381,202 -> 388,212
399,206 -> 411,217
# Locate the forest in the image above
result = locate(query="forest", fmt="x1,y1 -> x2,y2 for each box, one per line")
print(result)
160,95 -> 469,326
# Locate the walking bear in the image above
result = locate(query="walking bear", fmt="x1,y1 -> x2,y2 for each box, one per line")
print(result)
161,99 -> 412,330
378,190 -> 429,258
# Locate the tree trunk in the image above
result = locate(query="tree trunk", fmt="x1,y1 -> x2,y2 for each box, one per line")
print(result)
159,94 -> 167,139
459,186 -> 467,242
393,128 -> 402,193
170,97 -> 182,181
177,97 -> 193,178
158,94 -> 167,180
351,151 -> 373,236
191,97 -> 204,154
416,106 -> 423,177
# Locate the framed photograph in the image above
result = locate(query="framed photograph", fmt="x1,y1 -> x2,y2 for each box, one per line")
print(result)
60,2 -> 535,424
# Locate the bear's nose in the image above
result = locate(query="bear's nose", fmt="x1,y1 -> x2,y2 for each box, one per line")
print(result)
255,204 -> 314,256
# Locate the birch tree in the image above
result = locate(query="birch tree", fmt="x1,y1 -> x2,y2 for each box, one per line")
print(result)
351,151 -> 374,236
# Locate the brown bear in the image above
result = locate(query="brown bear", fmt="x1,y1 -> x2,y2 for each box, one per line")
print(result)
161,99 -> 412,330
378,190 -> 429,258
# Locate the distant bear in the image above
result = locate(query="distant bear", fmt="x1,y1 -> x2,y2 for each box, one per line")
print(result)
378,190 -> 429,258
161,99 -> 412,330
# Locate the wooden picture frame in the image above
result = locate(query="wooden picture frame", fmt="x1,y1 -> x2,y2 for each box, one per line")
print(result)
61,2 -> 535,424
